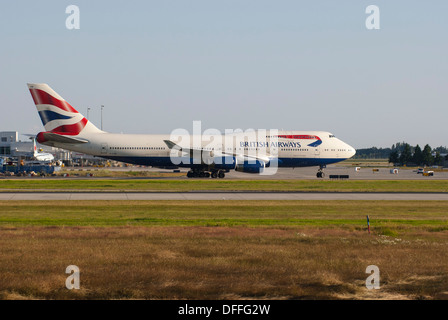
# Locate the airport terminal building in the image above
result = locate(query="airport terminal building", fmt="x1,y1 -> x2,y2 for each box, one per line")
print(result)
1,131 -> 112,166
0,131 -> 71,161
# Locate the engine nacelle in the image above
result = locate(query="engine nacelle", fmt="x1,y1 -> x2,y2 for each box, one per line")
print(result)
235,159 -> 266,174
210,156 -> 237,170
175,155 -> 237,170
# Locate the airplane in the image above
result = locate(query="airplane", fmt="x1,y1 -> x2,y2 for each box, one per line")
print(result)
27,83 -> 356,178
32,138 -> 55,163
22,134 -> 55,163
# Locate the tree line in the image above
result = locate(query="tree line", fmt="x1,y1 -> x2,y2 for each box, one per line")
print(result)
353,142 -> 447,166
388,143 -> 446,166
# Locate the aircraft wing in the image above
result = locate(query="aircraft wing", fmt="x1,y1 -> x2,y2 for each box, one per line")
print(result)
163,140 -> 212,158
163,140 -> 272,163
220,150 -> 271,163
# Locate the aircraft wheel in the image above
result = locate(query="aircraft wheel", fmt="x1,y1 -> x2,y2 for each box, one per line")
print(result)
187,171 -> 194,178
218,171 -> 225,179
211,172 -> 218,179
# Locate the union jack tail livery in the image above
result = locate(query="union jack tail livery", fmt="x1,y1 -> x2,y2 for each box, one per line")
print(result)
27,83 -> 102,136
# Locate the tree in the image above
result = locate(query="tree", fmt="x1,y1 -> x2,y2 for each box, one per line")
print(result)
399,143 -> 412,165
434,146 -> 448,154
413,144 -> 423,166
434,152 -> 443,166
422,144 -> 433,166
389,150 -> 399,165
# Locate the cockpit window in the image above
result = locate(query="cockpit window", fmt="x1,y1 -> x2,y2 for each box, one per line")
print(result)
329,135 -> 335,138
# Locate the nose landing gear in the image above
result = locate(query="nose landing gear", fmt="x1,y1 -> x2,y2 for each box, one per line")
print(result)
316,165 -> 326,178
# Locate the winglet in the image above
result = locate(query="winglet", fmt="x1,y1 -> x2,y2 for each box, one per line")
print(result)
163,140 -> 181,150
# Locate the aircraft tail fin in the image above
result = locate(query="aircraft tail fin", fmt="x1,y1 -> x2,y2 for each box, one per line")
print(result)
32,137 -> 38,157
27,83 -> 103,135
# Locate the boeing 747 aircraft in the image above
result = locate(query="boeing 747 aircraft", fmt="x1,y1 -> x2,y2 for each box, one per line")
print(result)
27,83 -> 356,178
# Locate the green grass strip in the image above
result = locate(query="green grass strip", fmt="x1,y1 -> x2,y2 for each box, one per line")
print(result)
0,179 -> 447,192
0,200 -> 447,230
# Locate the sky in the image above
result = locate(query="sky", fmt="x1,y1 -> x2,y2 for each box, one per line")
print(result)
0,1 -> 447,149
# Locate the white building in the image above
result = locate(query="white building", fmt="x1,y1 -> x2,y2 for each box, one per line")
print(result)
0,131 -> 71,161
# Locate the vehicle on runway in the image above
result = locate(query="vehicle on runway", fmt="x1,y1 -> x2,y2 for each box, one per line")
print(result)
27,83 -> 356,178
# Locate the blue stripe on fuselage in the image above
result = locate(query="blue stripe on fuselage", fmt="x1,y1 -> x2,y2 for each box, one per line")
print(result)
101,156 -> 347,168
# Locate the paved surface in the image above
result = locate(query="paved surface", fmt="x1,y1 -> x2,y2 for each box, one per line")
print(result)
1,192 -> 447,201
17,165 -> 446,180
225,166 -> 448,180
1,166 -> 446,201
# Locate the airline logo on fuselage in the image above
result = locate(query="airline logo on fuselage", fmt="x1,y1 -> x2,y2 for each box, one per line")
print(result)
240,141 -> 302,148
239,135 -> 322,148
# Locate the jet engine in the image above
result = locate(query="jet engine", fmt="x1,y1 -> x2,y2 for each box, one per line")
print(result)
235,159 -> 266,174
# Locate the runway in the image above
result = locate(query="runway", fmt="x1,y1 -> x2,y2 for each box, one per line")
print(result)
1,192 -> 447,200
26,165 -> 448,180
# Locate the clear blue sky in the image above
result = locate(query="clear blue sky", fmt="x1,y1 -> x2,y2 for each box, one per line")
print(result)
1,1 -> 447,149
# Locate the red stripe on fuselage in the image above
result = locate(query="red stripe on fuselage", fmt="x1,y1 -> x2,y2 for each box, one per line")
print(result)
277,135 -> 321,140
29,88 -> 79,114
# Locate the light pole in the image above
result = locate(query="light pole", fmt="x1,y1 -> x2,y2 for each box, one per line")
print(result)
87,107 -> 91,120
101,105 -> 104,130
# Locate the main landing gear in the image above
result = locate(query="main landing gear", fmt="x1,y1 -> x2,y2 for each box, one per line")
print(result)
187,169 -> 226,179
316,165 -> 326,178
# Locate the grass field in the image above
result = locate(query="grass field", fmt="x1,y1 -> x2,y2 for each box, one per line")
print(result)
1,200 -> 447,229
0,179 -> 447,192
336,159 -> 391,167
1,200 -> 447,300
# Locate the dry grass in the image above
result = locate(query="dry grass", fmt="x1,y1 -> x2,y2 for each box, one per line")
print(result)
1,226 -> 447,300
1,200 -> 446,300
57,169 -> 186,178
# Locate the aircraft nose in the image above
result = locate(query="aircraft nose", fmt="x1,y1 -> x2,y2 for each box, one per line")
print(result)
347,144 -> 356,158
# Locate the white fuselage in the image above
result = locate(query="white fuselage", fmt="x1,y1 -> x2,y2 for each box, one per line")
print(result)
44,130 -> 355,168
